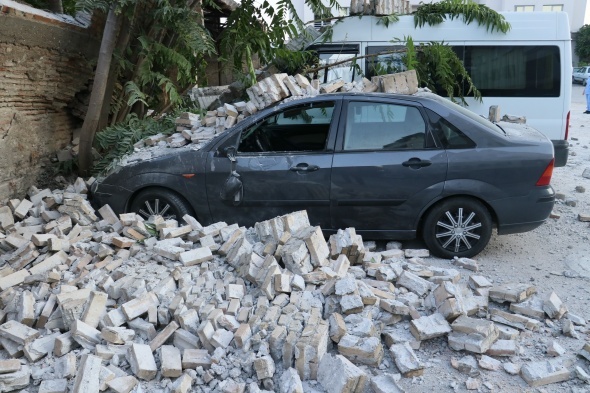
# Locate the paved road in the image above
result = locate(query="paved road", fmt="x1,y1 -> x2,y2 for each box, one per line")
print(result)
572,82 -> 586,106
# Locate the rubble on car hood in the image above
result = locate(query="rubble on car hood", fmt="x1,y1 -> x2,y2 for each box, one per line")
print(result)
0,178 -> 589,392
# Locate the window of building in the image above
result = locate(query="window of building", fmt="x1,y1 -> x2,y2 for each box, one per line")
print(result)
542,5 -> 564,12
515,5 -> 534,12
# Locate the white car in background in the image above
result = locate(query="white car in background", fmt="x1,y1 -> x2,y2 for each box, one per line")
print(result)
573,66 -> 590,85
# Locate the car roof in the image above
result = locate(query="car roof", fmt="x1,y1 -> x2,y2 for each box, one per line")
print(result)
275,91 -> 436,106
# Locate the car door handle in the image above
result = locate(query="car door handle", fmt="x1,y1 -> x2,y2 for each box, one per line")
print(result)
290,163 -> 320,172
402,158 -> 432,169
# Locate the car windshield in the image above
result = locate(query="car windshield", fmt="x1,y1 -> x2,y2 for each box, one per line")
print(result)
418,93 -> 504,136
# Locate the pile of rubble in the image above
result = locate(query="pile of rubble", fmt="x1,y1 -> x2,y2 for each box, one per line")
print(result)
128,71 -> 419,155
0,179 -> 589,392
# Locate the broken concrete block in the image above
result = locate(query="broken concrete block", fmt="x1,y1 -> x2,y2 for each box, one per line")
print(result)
24,332 -> 59,362
72,354 -> 102,392
279,367 -> 304,393
337,334 -> 383,366
509,296 -> 545,320
410,313 -> 452,341
390,342 -> 424,377
179,247 -> 213,266
160,345 -> 182,378
0,320 -> 39,345
340,294 -> 364,315
71,319 -> 102,349
317,354 -> 367,393
329,313 -> 347,343
182,349 -> 211,369
0,269 -> 31,291
520,359 -> 571,387
121,292 -> 159,321
54,352 -> 76,379
106,376 -> 138,393
29,250 -> 68,275
448,316 -> 499,354
128,343 -> 157,381
490,309 -> 542,331
547,341 -> 566,357
254,355 -> 276,380
0,360 -> 20,374
370,373 -> 404,393
234,323 -> 252,348
38,378 -> 68,393
170,373 -> 193,393
149,321 -> 179,351
479,354 -> 502,371
17,290 -> 35,327
543,291 -> 567,320
281,238 -> 313,275
101,327 -> 136,345
210,328 -> 234,348
486,339 -> 517,356
489,283 -> 536,303
81,291 -> 108,328
397,271 -> 434,296
452,257 -> 479,272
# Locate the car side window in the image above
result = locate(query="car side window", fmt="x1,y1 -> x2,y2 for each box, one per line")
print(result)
425,108 -> 475,149
343,102 -> 426,150
237,102 -> 335,153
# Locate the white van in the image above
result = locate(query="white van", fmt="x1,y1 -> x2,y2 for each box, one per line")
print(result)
307,12 -> 572,166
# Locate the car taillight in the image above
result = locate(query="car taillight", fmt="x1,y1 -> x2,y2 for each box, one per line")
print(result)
536,159 -> 554,186
565,111 -> 570,141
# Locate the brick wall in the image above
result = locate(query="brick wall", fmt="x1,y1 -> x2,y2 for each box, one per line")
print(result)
0,7 -> 99,201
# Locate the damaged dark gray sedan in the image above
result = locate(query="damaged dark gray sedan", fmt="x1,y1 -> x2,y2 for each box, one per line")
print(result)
91,92 -> 556,258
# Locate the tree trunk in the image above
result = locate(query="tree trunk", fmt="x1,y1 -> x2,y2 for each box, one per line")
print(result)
47,0 -> 63,13
78,6 -> 121,176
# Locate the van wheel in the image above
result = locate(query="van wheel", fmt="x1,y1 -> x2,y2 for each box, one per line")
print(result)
422,197 -> 492,259
130,188 -> 193,221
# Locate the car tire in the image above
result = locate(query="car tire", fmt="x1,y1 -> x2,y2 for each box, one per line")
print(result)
129,188 -> 194,221
422,197 -> 492,259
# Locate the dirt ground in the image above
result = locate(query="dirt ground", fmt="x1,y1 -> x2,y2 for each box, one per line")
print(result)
390,84 -> 590,393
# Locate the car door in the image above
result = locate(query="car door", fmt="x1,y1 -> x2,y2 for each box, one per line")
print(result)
205,99 -> 341,228
331,98 -> 448,237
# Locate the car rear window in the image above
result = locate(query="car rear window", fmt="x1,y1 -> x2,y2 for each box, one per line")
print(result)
419,93 -> 504,136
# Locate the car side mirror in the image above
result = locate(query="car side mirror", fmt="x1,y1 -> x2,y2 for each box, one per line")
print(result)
224,146 -> 237,162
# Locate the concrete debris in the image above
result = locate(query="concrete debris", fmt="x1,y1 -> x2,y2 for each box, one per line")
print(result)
0,181 -> 585,392
520,359 -> 571,387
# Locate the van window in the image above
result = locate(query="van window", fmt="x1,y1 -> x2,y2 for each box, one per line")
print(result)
308,44 -> 360,83
462,46 -> 560,97
363,45 -> 560,98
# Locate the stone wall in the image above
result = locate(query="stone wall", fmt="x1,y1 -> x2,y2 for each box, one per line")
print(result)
0,5 -> 99,201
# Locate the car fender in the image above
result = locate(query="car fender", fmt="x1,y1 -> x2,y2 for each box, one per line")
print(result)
415,179 -> 504,229
123,172 -> 210,222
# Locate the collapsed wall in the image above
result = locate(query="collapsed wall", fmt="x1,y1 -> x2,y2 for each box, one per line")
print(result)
0,179 -> 588,392
0,4 -> 99,201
